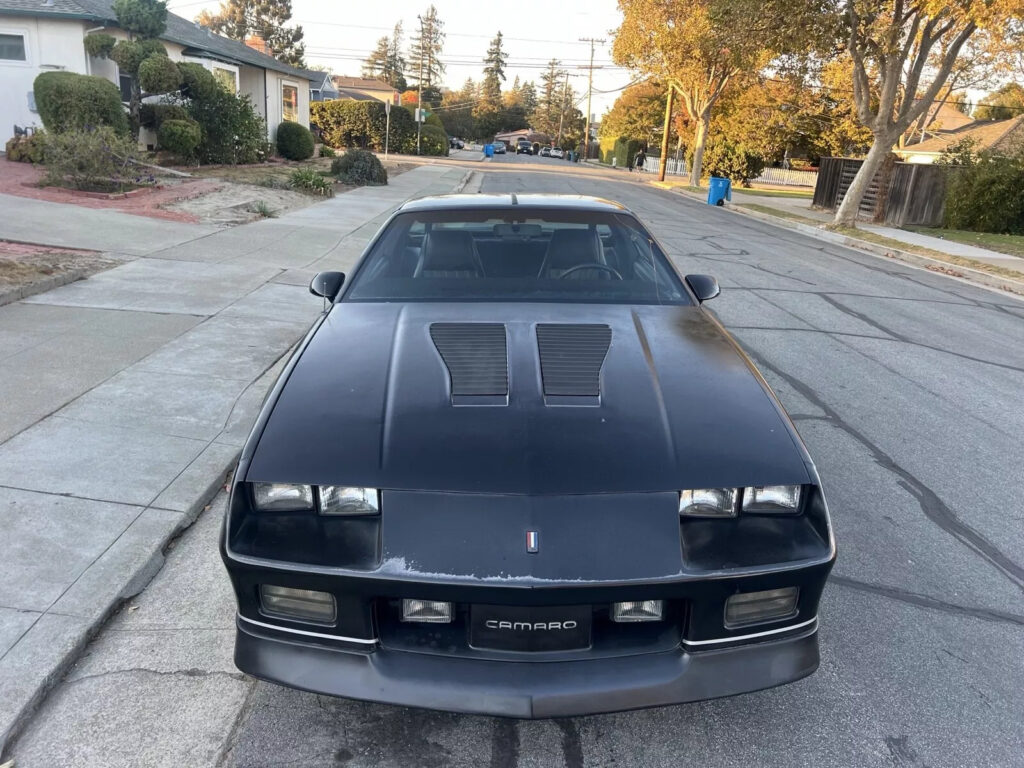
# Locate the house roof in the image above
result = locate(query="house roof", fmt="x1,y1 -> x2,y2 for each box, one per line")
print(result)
298,69 -> 338,93
332,76 -> 394,91
914,101 -> 975,133
334,87 -> 378,101
902,115 -> 1024,156
0,0 -> 314,80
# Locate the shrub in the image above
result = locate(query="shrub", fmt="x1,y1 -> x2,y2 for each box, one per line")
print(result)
417,124 -> 449,156
178,62 -> 221,101
5,133 -> 47,163
319,145 -> 336,157
940,140 -> 1024,234
185,74 -> 270,164
139,102 -> 188,129
311,100 -> 414,151
276,121 -> 315,160
42,127 -> 142,192
33,71 -> 129,136
138,54 -> 181,94
158,118 -> 201,159
331,148 -> 388,185
110,38 -> 166,79
698,138 -> 766,186
289,167 -> 334,196
83,32 -> 116,58
613,137 -> 642,169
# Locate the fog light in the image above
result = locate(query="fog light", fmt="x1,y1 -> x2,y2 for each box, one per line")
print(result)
612,600 -> 664,623
260,585 -> 336,624
725,587 -> 798,628
401,599 -> 452,623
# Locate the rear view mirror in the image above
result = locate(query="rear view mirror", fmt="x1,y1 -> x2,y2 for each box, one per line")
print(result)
309,271 -> 345,301
685,274 -> 720,303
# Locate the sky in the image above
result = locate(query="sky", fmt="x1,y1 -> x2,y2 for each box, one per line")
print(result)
165,0 -> 631,120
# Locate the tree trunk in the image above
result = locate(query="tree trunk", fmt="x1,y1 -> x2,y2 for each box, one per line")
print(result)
689,114 -> 710,188
832,137 -> 893,227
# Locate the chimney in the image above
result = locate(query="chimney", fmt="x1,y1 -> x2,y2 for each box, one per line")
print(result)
245,35 -> 271,56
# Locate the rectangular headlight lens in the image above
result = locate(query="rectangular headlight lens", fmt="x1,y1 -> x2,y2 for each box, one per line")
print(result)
401,599 -> 452,623
319,486 -> 380,515
725,587 -> 799,628
612,600 -> 664,623
679,488 -> 738,517
260,585 -> 336,624
252,482 -> 314,511
742,485 -> 802,514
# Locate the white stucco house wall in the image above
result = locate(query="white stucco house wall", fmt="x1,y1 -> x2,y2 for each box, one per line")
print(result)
0,0 -> 313,147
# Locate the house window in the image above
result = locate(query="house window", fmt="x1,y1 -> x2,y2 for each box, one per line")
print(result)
282,83 -> 298,122
213,66 -> 237,93
118,73 -> 134,103
0,32 -> 26,61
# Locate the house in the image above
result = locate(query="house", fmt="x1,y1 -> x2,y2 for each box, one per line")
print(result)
331,76 -> 398,104
0,0 -> 316,145
897,115 -> 1024,164
299,68 -> 339,102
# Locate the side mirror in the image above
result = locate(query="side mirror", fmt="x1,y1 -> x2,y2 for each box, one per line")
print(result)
309,271 -> 345,301
685,274 -> 720,304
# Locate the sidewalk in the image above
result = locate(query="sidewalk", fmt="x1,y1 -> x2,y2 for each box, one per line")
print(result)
0,163 -> 469,753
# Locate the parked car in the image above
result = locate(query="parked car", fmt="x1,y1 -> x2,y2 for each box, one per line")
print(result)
492,141 -> 507,154
551,147 -> 565,159
222,194 -> 837,719
449,137 -> 465,149
540,146 -> 551,157
516,139 -> 532,155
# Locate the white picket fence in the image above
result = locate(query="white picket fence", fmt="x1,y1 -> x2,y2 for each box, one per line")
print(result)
637,157 -> 818,188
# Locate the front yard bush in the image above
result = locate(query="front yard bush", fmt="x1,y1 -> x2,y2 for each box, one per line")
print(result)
941,141 -> 1024,234
331,148 -> 388,185
312,100 -> 414,152
42,127 -> 143,192
699,138 -> 766,186
33,71 -> 128,136
319,145 -> 336,157
416,124 -> 449,156
5,132 -> 47,163
289,167 -> 334,196
181,64 -> 269,164
138,53 -> 181,95
276,121 -> 315,160
139,102 -> 188,129
158,118 -> 201,159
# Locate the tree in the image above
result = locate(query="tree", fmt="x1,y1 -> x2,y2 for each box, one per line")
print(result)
439,79 -> 477,138
532,59 -> 566,136
480,31 -> 507,108
362,23 -> 407,90
409,5 -> 445,94
197,0 -> 305,67
613,0 -> 828,186
834,0 -> 1024,226
975,82 -> 1024,120
600,82 -> 669,142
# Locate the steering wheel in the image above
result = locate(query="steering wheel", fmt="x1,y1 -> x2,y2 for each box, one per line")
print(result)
558,263 -> 623,280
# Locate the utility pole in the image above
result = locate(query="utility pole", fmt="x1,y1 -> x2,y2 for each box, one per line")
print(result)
658,83 -> 676,182
578,37 -> 605,161
416,14 -> 424,155
556,71 -> 570,147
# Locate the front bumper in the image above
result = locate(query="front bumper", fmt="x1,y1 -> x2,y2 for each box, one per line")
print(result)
235,615 -> 820,718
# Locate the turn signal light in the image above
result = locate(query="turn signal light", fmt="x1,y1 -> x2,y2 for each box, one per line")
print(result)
401,599 -> 452,623
612,600 -> 664,622
260,585 -> 336,624
724,588 -> 799,628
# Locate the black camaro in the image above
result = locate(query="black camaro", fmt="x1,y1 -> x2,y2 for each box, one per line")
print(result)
221,194 -> 836,718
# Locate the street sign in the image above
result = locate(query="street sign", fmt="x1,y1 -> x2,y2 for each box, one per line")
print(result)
385,101 -> 391,115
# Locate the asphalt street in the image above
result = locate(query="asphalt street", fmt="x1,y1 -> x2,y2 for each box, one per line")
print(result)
9,153 -> 1024,767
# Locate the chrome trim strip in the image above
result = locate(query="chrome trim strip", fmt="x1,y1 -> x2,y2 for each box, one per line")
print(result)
682,616 -> 817,647
238,613 -> 378,645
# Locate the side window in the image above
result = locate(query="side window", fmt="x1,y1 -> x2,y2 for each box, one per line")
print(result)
282,84 -> 298,122
213,67 -> 237,93
0,32 -> 26,62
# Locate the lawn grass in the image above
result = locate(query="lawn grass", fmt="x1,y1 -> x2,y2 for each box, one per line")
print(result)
731,186 -> 814,199
902,226 -> 1024,259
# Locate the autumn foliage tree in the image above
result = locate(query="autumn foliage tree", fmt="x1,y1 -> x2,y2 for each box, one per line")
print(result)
835,0 -> 1024,226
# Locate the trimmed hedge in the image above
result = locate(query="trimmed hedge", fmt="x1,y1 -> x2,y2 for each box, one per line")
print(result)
138,54 -> 181,94
158,118 -> 201,159
331,148 -> 388,185
33,71 -> 129,136
139,102 -> 188,129
276,121 -> 315,160
415,123 -> 449,157
311,100 -> 414,152
698,138 -> 765,186
941,141 -> 1024,234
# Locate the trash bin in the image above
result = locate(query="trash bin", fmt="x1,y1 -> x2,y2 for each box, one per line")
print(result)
484,143 -> 494,158
707,176 -> 731,206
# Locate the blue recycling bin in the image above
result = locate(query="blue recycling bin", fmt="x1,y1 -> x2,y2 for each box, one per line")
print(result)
707,176 -> 731,206
484,143 -> 494,158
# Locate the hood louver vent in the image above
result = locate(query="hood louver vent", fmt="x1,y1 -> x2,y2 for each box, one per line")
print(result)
536,324 -> 612,398
430,323 -> 508,399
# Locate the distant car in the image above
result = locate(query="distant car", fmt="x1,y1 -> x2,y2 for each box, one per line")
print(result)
449,137 -> 464,150
516,140 -> 532,155
551,147 -> 565,159
493,141 -> 507,154
540,146 -> 551,157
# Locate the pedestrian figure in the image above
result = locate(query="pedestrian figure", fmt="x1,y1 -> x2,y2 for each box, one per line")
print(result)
635,149 -> 647,173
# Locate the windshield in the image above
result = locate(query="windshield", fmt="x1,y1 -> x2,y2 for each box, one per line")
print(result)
343,208 -> 690,305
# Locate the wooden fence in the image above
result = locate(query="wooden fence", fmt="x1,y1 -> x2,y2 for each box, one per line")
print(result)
813,156 -> 947,227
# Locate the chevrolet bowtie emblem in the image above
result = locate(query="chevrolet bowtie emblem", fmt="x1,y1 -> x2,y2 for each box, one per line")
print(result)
526,530 -> 539,553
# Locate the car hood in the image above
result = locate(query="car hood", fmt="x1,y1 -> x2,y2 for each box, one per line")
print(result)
245,302 -> 812,494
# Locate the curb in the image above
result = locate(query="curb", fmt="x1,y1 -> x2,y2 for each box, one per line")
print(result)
0,270 -> 87,308
661,185 -> 1024,299
453,169 -> 475,193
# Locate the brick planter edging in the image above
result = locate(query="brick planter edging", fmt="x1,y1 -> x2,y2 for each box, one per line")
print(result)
0,269 -> 87,307
22,182 -> 165,200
